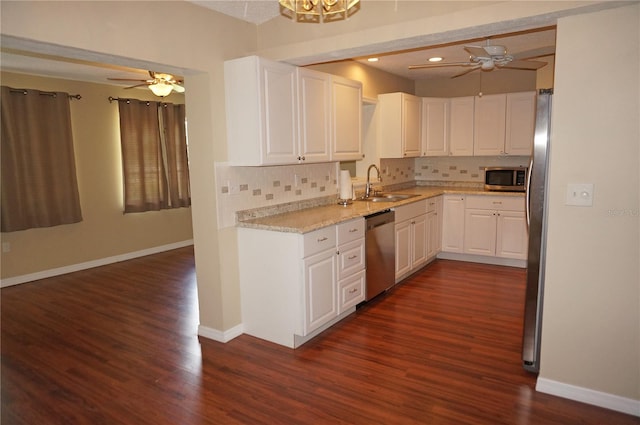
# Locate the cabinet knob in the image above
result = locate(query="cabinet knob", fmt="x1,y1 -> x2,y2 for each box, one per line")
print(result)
301,156 -> 306,161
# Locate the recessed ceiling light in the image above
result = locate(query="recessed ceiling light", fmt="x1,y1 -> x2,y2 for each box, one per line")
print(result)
429,57 -> 443,62
367,57 -> 379,62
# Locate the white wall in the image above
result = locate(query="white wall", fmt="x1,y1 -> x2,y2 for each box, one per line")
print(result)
541,3 -> 639,405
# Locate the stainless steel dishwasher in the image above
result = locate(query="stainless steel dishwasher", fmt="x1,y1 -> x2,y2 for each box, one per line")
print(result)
364,209 -> 395,301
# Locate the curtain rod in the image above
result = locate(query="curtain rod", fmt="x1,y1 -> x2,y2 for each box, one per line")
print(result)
108,96 -> 180,107
9,88 -> 81,100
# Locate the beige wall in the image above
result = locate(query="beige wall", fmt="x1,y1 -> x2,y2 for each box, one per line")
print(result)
306,60 -> 414,99
0,72 -> 192,279
542,4 -> 639,400
415,68 -> 537,97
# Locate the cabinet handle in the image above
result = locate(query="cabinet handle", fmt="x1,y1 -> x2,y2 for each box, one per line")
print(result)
349,228 -> 358,233
348,288 -> 359,294
492,201 -> 502,204
347,255 -> 357,260
317,236 -> 328,242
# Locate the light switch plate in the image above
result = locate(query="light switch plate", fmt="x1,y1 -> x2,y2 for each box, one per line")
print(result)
566,183 -> 594,206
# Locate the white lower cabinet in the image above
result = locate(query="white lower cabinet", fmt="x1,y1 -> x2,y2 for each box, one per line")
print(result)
395,200 -> 429,281
238,218 -> 364,348
426,196 -> 442,259
441,195 -> 466,253
463,195 -> 528,260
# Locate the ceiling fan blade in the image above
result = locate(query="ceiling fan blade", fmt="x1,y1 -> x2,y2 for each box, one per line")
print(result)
124,83 -> 151,89
464,45 -> 489,58
171,83 -> 185,93
408,62 -> 473,70
502,60 -> 547,70
107,78 -> 149,82
451,65 -> 481,78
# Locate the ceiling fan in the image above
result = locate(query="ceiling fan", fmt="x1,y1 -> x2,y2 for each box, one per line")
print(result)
108,71 -> 185,97
409,41 -> 551,78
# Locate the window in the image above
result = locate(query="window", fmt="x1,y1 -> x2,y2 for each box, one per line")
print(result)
1,86 -> 83,232
116,99 -> 190,213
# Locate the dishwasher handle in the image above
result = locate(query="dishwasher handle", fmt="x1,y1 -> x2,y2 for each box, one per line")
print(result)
365,210 -> 395,230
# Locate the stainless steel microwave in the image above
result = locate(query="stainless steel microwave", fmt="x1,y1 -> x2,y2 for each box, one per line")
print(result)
484,167 -> 528,192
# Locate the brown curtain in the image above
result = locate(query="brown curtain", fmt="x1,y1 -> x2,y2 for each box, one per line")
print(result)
1,86 -> 82,232
117,99 -> 190,213
160,103 -> 190,208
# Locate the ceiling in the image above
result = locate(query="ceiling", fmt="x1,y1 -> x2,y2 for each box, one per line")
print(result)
0,1 -> 555,86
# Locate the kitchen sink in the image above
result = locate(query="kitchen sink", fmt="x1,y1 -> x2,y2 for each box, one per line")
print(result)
358,193 -> 420,203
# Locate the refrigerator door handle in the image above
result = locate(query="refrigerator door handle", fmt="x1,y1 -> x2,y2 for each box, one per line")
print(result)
526,158 -> 533,227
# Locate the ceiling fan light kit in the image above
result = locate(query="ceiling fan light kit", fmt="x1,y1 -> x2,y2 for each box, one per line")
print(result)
279,0 -> 360,22
107,71 -> 185,97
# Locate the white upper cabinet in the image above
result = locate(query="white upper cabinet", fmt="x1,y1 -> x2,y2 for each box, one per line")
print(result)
505,91 -> 536,156
473,91 -> 536,156
224,56 -> 362,166
448,96 -> 475,156
331,75 -> 363,161
378,92 -> 422,158
421,97 -> 449,156
473,93 -> 507,156
225,56 -> 298,165
297,68 -> 332,163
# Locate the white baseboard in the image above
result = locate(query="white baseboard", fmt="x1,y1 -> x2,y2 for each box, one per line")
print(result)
536,377 -> 640,417
437,251 -> 527,268
197,323 -> 243,343
1,240 -> 194,288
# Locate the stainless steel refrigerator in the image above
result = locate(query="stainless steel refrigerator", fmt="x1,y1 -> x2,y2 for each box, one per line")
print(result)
522,89 -> 552,373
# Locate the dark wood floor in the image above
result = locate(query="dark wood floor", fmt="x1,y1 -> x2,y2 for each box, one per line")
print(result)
2,247 -> 636,424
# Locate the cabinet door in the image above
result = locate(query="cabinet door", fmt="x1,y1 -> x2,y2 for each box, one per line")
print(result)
449,97 -> 474,156
395,219 -> 412,279
441,195 -> 465,253
426,210 -> 438,259
297,68 -> 331,163
411,214 -> 428,269
303,249 -> 337,335
464,209 -> 497,256
403,94 -> 422,157
505,91 -> 536,156
260,60 -> 299,164
331,76 -> 363,161
473,94 -> 507,156
496,210 -> 528,259
422,97 -> 449,156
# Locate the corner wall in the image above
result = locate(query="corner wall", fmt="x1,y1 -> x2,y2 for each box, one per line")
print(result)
540,3 -> 640,408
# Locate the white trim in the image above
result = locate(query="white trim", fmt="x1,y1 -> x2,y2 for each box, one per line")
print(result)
436,251 -> 526,268
0,240 -> 194,288
536,377 -> 640,417
197,323 -> 243,343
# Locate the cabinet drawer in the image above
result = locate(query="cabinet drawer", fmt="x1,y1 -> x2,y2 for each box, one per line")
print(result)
338,270 -> 365,313
394,199 -> 427,222
465,195 -> 525,212
426,196 -> 439,213
337,239 -> 365,279
303,226 -> 336,257
336,218 -> 365,245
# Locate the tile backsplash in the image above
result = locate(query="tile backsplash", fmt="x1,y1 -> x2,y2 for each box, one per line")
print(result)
415,156 -> 530,183
215,156 -> 530,229
215,162 -> 339,228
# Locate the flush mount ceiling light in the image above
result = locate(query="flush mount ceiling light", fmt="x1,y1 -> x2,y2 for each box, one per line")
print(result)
279,0 -> 361,23
428,57 -> 443,62
367,57 -> 379,62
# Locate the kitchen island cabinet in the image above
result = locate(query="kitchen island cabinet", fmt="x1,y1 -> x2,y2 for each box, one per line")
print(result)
238,218 -> 364,348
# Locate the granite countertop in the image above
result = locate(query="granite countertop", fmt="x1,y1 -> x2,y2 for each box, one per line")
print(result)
237,186 -> 525,234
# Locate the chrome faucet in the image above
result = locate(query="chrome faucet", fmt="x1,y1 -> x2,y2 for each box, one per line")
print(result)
365,164 -> 381,198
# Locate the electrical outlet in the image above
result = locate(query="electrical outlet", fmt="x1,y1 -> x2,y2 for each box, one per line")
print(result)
566,183 -> 594,206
